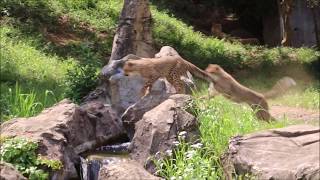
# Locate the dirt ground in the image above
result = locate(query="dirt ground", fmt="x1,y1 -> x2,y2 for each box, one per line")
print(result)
270,105 -> 319,123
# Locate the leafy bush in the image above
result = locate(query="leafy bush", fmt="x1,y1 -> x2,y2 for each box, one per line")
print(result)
0,137 -> 62,180
64,63 -> 99,103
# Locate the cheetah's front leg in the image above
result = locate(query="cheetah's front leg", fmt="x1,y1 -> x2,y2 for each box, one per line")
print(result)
140,76 -> 159,97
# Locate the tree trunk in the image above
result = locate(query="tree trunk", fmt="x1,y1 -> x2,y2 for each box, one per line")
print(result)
311,7 -> 320,50
278,0 -> 294,46
277,0 -> 285,43
109,0 -> 155,62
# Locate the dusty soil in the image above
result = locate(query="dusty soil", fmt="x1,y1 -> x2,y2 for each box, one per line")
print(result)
270,105 -> 319,122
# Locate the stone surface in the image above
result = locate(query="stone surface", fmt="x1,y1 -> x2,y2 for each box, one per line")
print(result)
121,91 -> 171,140
109,73 -> 170,114
109,0 -> 154,60
98,160 -> 163,180
1,99 -> 125,180
223,125 -> 320,180
0,162 -> 27,180
129,94 -> 199,173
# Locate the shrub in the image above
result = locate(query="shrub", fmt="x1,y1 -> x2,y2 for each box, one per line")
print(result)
0,137 -> 62,180
64,63 -> 99,103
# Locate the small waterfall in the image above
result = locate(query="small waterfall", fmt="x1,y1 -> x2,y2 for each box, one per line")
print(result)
80,142 -> 130,180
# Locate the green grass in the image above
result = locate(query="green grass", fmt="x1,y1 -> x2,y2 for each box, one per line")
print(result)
0,24 -> 73,121
154,95 -> 296,179
0,25 -> 73,89
0,1 -> 319,179
237,74 -> 319,110
151,5 -> 319,69
270,87 -> 319,110
0,83 -> 60,121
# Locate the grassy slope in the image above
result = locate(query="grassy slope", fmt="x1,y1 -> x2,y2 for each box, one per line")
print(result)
0,0 -> 319,178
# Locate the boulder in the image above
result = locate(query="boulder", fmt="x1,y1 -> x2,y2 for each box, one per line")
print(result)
1,99 -> 125,180
0,162 -> 27,180
98,160 -> 163,180
223,125 -> 320,180
121,91 -> 171,140
129,94 -> 199,173
109,74 -> 170,114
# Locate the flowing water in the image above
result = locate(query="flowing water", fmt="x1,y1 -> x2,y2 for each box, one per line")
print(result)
80,142 -> 130,180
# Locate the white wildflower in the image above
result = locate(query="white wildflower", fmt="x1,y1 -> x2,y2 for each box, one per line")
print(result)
172,141 -> 180,146
178,131 -> 187,136
178,131 -> 187,140
165,149 -> 173,156
190,142 -> 203,149
170,176 -> 176,180
185,150 -> 196,159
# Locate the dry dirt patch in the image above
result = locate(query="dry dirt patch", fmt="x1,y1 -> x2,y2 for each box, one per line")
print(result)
270,105 -> 319,122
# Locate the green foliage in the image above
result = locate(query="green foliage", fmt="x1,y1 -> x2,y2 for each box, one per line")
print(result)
154,95 -> 293,179
0,83 -> 59,122
37,156 -> 63,171
154,136 -> 223,179
151,6 -> 320,70
0,25 -> 72,89
270,86 -> 320,110
64,63 -> 99,103
0,137 -> 62,180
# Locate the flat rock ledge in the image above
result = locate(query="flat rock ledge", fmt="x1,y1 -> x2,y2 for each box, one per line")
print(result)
223,125 -> 320,180
98,160 -> 163,180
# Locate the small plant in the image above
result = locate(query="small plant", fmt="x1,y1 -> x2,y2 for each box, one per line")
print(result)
0,137 -> 63,180
64,63 -> 99,103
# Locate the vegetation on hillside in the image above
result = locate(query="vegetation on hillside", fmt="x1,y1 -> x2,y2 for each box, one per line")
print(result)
0,0 -> 319,179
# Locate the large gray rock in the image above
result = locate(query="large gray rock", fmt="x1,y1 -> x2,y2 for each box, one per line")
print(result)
223,125 -> 320,180
129,94 -> 199,173
98,160 -> 163,180
0,162 -> 27,180
109,74 -> 170,114
121,91 -> 171,140
1,99 -> 125,180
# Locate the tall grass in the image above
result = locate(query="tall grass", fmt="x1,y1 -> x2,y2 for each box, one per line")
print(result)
270,86 -> 320,110
154,95 -> 294,179
0,84 -> 59,122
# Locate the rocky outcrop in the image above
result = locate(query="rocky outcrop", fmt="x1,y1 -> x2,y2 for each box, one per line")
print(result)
98,160 -> 163,180
109,74 -> 171,114
0,162 -> 27,180
129,94 -> 199,173
121,91 -> 171,139
1,99 -> 125,180
223,125 -> 320,180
